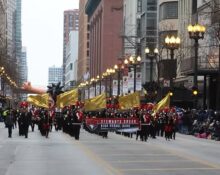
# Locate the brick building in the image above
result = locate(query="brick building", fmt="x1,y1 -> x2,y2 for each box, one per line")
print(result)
85,0 -> 123,78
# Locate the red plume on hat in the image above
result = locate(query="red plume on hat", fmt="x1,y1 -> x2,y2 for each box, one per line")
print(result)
20,101 -> 28,108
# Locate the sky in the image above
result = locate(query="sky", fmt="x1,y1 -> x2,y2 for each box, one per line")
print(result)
22,0 -> 79,88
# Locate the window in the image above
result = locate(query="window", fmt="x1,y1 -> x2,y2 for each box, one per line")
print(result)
159,2 -> 178,21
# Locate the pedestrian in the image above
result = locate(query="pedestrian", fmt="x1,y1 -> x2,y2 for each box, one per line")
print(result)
5,110 -> 14,138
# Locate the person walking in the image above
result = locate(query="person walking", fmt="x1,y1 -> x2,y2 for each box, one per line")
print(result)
5,110 -> 14,138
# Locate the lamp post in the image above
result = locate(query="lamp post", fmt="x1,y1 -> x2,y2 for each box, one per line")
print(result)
164,36 -> 180,91
188,24 -> 206,108
145,47 -> 158,83
124,55 -> 141,92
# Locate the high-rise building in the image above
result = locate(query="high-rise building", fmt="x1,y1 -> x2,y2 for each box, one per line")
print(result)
63,9 -> 79,86
65,31 -> 78,90
6,0 -> 16,57
15,0 -> 22,86
77,0 -> 90,82
48,66 -> 63,86
123,0 -> 137,56
0,0 -> 7,49
139,0 -> 158,83
85,0 -> 123,78
20,47 -> 27,83
20,47 -> 27,100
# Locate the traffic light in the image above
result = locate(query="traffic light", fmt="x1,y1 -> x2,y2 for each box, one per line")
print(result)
192,86 -> 198,96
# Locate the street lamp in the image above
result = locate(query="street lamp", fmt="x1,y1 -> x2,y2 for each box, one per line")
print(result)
164,35 -> 181,91
145,47 -> 158,82
124,55 -> 141,92
187,24 -> 206,108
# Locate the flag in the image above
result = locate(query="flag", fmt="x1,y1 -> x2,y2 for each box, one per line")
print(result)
84,93 -> 106,111
27,93 -> 50,109
153,93 -> 170,113
56,89 -> 78,108
119,91 -> 140,110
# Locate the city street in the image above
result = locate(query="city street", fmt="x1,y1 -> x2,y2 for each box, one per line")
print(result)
0,123 -> 220,175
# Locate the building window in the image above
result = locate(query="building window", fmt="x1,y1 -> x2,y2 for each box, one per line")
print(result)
87,50 -> 89,57
159,2 -> 178,21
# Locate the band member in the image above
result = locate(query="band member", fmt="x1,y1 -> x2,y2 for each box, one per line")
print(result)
73,108 -> 83,140
5,110 -> 14,138
20,108 -> 31,138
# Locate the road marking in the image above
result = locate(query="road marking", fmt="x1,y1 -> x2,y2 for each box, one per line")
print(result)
99,153 -> 175,156
64,134 -> 123,175
112,133 -> 220,169
109,159 -> 193,163
152,144 -> 220,169
120,167 -> 220,172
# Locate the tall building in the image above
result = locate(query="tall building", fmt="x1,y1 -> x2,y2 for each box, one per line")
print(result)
63,9 -> 79,86
123,0 -> 137,56
48,66 -> 63,86
77,0 -> 90,82
65,31 -> 78,90
0,0 -> 7,49
6,0 -> 16,57
140,0 -> 158,83
158,0 -> 179,84
85,0 -> 123,78
20,47 -> 27,100
20,47 -> 27,83
15,0 -> 22,86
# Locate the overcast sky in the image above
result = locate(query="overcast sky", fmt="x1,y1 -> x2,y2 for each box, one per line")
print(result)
22,0 -> 79,88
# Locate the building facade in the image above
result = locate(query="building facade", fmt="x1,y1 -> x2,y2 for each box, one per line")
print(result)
77,0 -> 90,82
65,31 -> 78,90
20,47 -> 27,100
48,66 -> 63,86
6,0 -> 16,57
123,0 -> 137,56
158,0 -> 179,85
140,0 -> 158,83
85,0 -> 123,78
63,9 -> 79,85
15,0 -> 22,86
0,0 -> 7,49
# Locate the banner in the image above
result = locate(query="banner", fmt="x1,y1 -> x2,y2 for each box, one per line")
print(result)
85,118 -> 140,133
136,72 -> 142,91
85,89 -> 88,99
27,93 -> 50,109
153,93 -> 170,113
123,76 -> 128,95
84,93 -> 106,111
96,85 -> 100,96
89,87 -> 95,98
112,80 -> 118,96
101,85 -> 105,94
119,91 -> 140,110
56,89 -> 78,108
128,71 -> 134,93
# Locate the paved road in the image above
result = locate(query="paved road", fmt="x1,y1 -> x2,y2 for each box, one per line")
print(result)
0,123 -> 220,175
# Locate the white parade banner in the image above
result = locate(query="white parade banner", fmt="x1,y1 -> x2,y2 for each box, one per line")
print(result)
123,76 -> 128,95
112,80 -> 118,96
128,71 -> 134,93
136,72 -> 142,91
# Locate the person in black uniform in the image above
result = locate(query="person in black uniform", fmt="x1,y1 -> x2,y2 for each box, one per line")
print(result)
20,108 -> 31,138
73,108 -> 83,140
